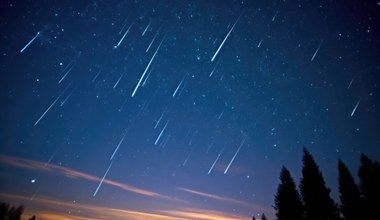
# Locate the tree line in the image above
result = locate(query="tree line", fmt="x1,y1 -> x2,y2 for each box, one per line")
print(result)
0,202 -> 35,220
2,147 -> 379,220
273,148 -> 380,220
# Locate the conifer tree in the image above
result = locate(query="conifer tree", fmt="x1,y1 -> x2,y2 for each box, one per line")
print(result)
358,154 -> 380,219
300,148 -> 340,220
338,159 -> 364,220
0,202 -> 24,220
261,213 -> 267,220
274,166 -> 304,220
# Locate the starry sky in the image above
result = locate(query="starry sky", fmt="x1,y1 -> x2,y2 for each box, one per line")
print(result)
0,0 -> 379,219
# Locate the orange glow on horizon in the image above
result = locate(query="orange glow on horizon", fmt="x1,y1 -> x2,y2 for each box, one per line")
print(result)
177,187 -> 274,214
0,192 -> 252,220
162,208 -> 248,220
0,154 -> 273,219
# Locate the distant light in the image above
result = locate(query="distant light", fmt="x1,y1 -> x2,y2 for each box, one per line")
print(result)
31,179 -> 36,183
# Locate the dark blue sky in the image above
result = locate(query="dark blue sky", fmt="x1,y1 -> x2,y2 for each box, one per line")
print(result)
0,0 -> 379,219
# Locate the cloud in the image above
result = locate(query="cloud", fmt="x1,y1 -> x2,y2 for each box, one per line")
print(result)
176,187 -> 273,214
0,154 -> 161,198
0,154 -> 272,219
0,192 -> 182,220
1,192 -> 250,220
161,208 -> 248,220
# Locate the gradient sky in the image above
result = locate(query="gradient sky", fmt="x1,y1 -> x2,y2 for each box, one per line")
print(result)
0,0 -> 379,219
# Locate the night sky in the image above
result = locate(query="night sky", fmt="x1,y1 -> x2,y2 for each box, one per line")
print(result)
1,0 -> 380,219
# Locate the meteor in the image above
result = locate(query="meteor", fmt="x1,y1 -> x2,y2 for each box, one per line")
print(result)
93,160 -> 114,197
350,99 -> 361,117
154,120 -> 169,145
131,35 -> 165,97
20,32 -> 40,53
224,135 -> 247,174
110,132 -> 127,160
142,20 -> 151,36
211,15 -> 241,62
115,23 -> 133,48
208,149 -> 223,174
34,84 -> 71,126
172,75 -> 186,97
311,40 -> 323,61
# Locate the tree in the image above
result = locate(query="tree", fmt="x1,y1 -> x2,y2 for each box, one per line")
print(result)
358,154 -> 380,219
0,202 -> 24,220
274,166 -> 304,220
338,159 -> 365,220
261,213 -> 267,220
299,148 -> 340,220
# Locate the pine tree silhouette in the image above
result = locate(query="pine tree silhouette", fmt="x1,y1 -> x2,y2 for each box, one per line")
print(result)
338,159 -> 365,220
0,202 -> 24,220
274,166 -> 304,220
299,148 -> 340,220
358,154 -> 380,219
261,213 -> 268,220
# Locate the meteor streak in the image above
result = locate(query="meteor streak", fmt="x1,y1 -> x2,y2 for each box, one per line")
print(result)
58,66 -> 73,84
113,73 -> 124,89
142,68 -> 153,87
115,23 -> 133,48
110,132 -> 127,160
206,142 -> 214,154
20,32 -> 40,53
91,70 -> 101,83
34,84 -> 71,126
155,107 -> 168,129
183,148 -> 194,166
211,15 -> 241,62
142,20 -> 151,36
224,135 -> 247,174
347,76 -> 355,90
257,39 -> 263,48
209,61 -> 220,77
146,28 -> 161,53
131,36 -> 165,97
155,120 -> 169,145
172,75 -> 186,97
93,159 -> 114,197
311,40 -> 323,61
60,86 -> 76,107
208,149 -> 223,174
272,11 -> 278,21
350,99 -> 361,117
